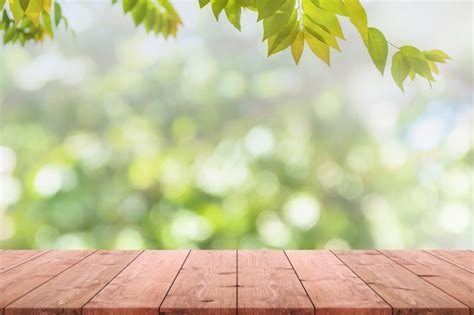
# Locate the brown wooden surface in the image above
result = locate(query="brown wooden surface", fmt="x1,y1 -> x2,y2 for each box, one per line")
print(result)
381,250 -> 473,311
238,250 -> 313,315
0,250 -> 472,314
0,251 -> 93,315
160,250 -> 236,315
84,250 -> 189,315
428,250 -> 473,273
0,250 -> 47,273
334,250 -> 469,315
5,250 -> 141,315
286,250 -> 390,315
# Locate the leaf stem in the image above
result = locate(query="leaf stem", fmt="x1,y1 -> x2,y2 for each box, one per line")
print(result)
296,0 -> 303,31
389,41 -> 400,49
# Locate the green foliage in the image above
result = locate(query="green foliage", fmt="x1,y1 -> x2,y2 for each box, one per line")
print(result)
0,0 -> 450,90
0,0 -> 65,45
367,27 -> 387,75
117,0 -> 182,38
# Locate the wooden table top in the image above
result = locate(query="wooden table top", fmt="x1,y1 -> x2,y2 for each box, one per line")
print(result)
0,250 -> 472,315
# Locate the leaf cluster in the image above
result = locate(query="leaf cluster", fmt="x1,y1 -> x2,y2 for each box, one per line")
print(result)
116,0 -> 182,38
0,0 -> 65,45
0,0 -> 451,90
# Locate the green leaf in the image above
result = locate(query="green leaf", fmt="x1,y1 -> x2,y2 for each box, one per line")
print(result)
267,9 -> 297,55
24,0 -> 41,26
423,49 -> 451,63
319,0 -> 346,16
9,0 -> 25,26
199,0 -> 210,8
131,0 -> 147,26
367,27 -> 388,75
224,0 -> 241,30
42,0 -> 51,12
0,0 -> 6,10
391,50 -> 410,91
112,0 -> 118,4
54,2 -> 61,26
153,11 -> 162,35
304,29 -> 330,65
268,18 -> 298,56
123,0 -> 138,13
428,60 -> 439,75
303,14 -> 340,51
408,69 -> 416,81
143,5 -> 155,32
303,0 -> 344,39
344,0 -> 368,44
19,31 -> 25,45
291,31 -> 304,64
41,10 -> 53,37
211,0 -> 228,20
401,45 -> 434,81
257,0 -> 287,21
239,0 -> 256,10
3,27 -> 15,44
262,0 -> 294,40
19,0 -> 28,11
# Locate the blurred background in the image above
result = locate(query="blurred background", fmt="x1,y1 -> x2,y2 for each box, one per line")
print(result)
0,1 -> 472,250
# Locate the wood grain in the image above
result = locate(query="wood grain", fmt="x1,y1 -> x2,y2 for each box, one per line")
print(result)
160,250 -> 236,315
427,250 -> 473,273
334,250 -> 469,315
286,250 -> 390,315
83,250 -> 189,315
238,250 -> 313,315
0,250 -> 47,273
5,250 -> 141,315
0,251 -> 93,315
381,250 -> 473,310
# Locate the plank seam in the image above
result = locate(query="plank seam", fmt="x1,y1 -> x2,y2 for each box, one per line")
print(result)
330,250 -> 394,315
283,250 -> 315,315
424,250 -> 473,274
236,249 -> 238,315
377,250 -> 471,311
79,250 -> 145,314
0,250 -> 50,275
3,250 -> 97,313
158,249 -> 191,315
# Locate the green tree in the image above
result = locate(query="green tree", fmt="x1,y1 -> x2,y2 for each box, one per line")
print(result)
1,0 -> 451,90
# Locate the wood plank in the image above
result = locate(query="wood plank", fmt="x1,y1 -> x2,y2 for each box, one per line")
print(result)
5,250 -> 141,315
286,250 -> 390,315
0,251 -> 93,315
427,250 -> 473,273
0,250 -> 47,273
238,250 -> 313,315
83,250 -> 189,315
334,250 -> 469,315
160,250 -> 236,315
381,250 -> 473,310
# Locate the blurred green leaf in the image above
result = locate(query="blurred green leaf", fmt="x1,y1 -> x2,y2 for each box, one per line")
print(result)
54,2 -> 61,26
123,0 -> 138,13
391,50 -> 410,91
423,49 -> 451,63
291,30 -> 304,64
367,27 -> 388,75
224,0 -> 241,30
131,0 -> 147,26
401,45 -> 434,82
257,0 -> 287,21
211,0 -> 227,20
344,0 -> 367,43
304,29 -> 330,65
